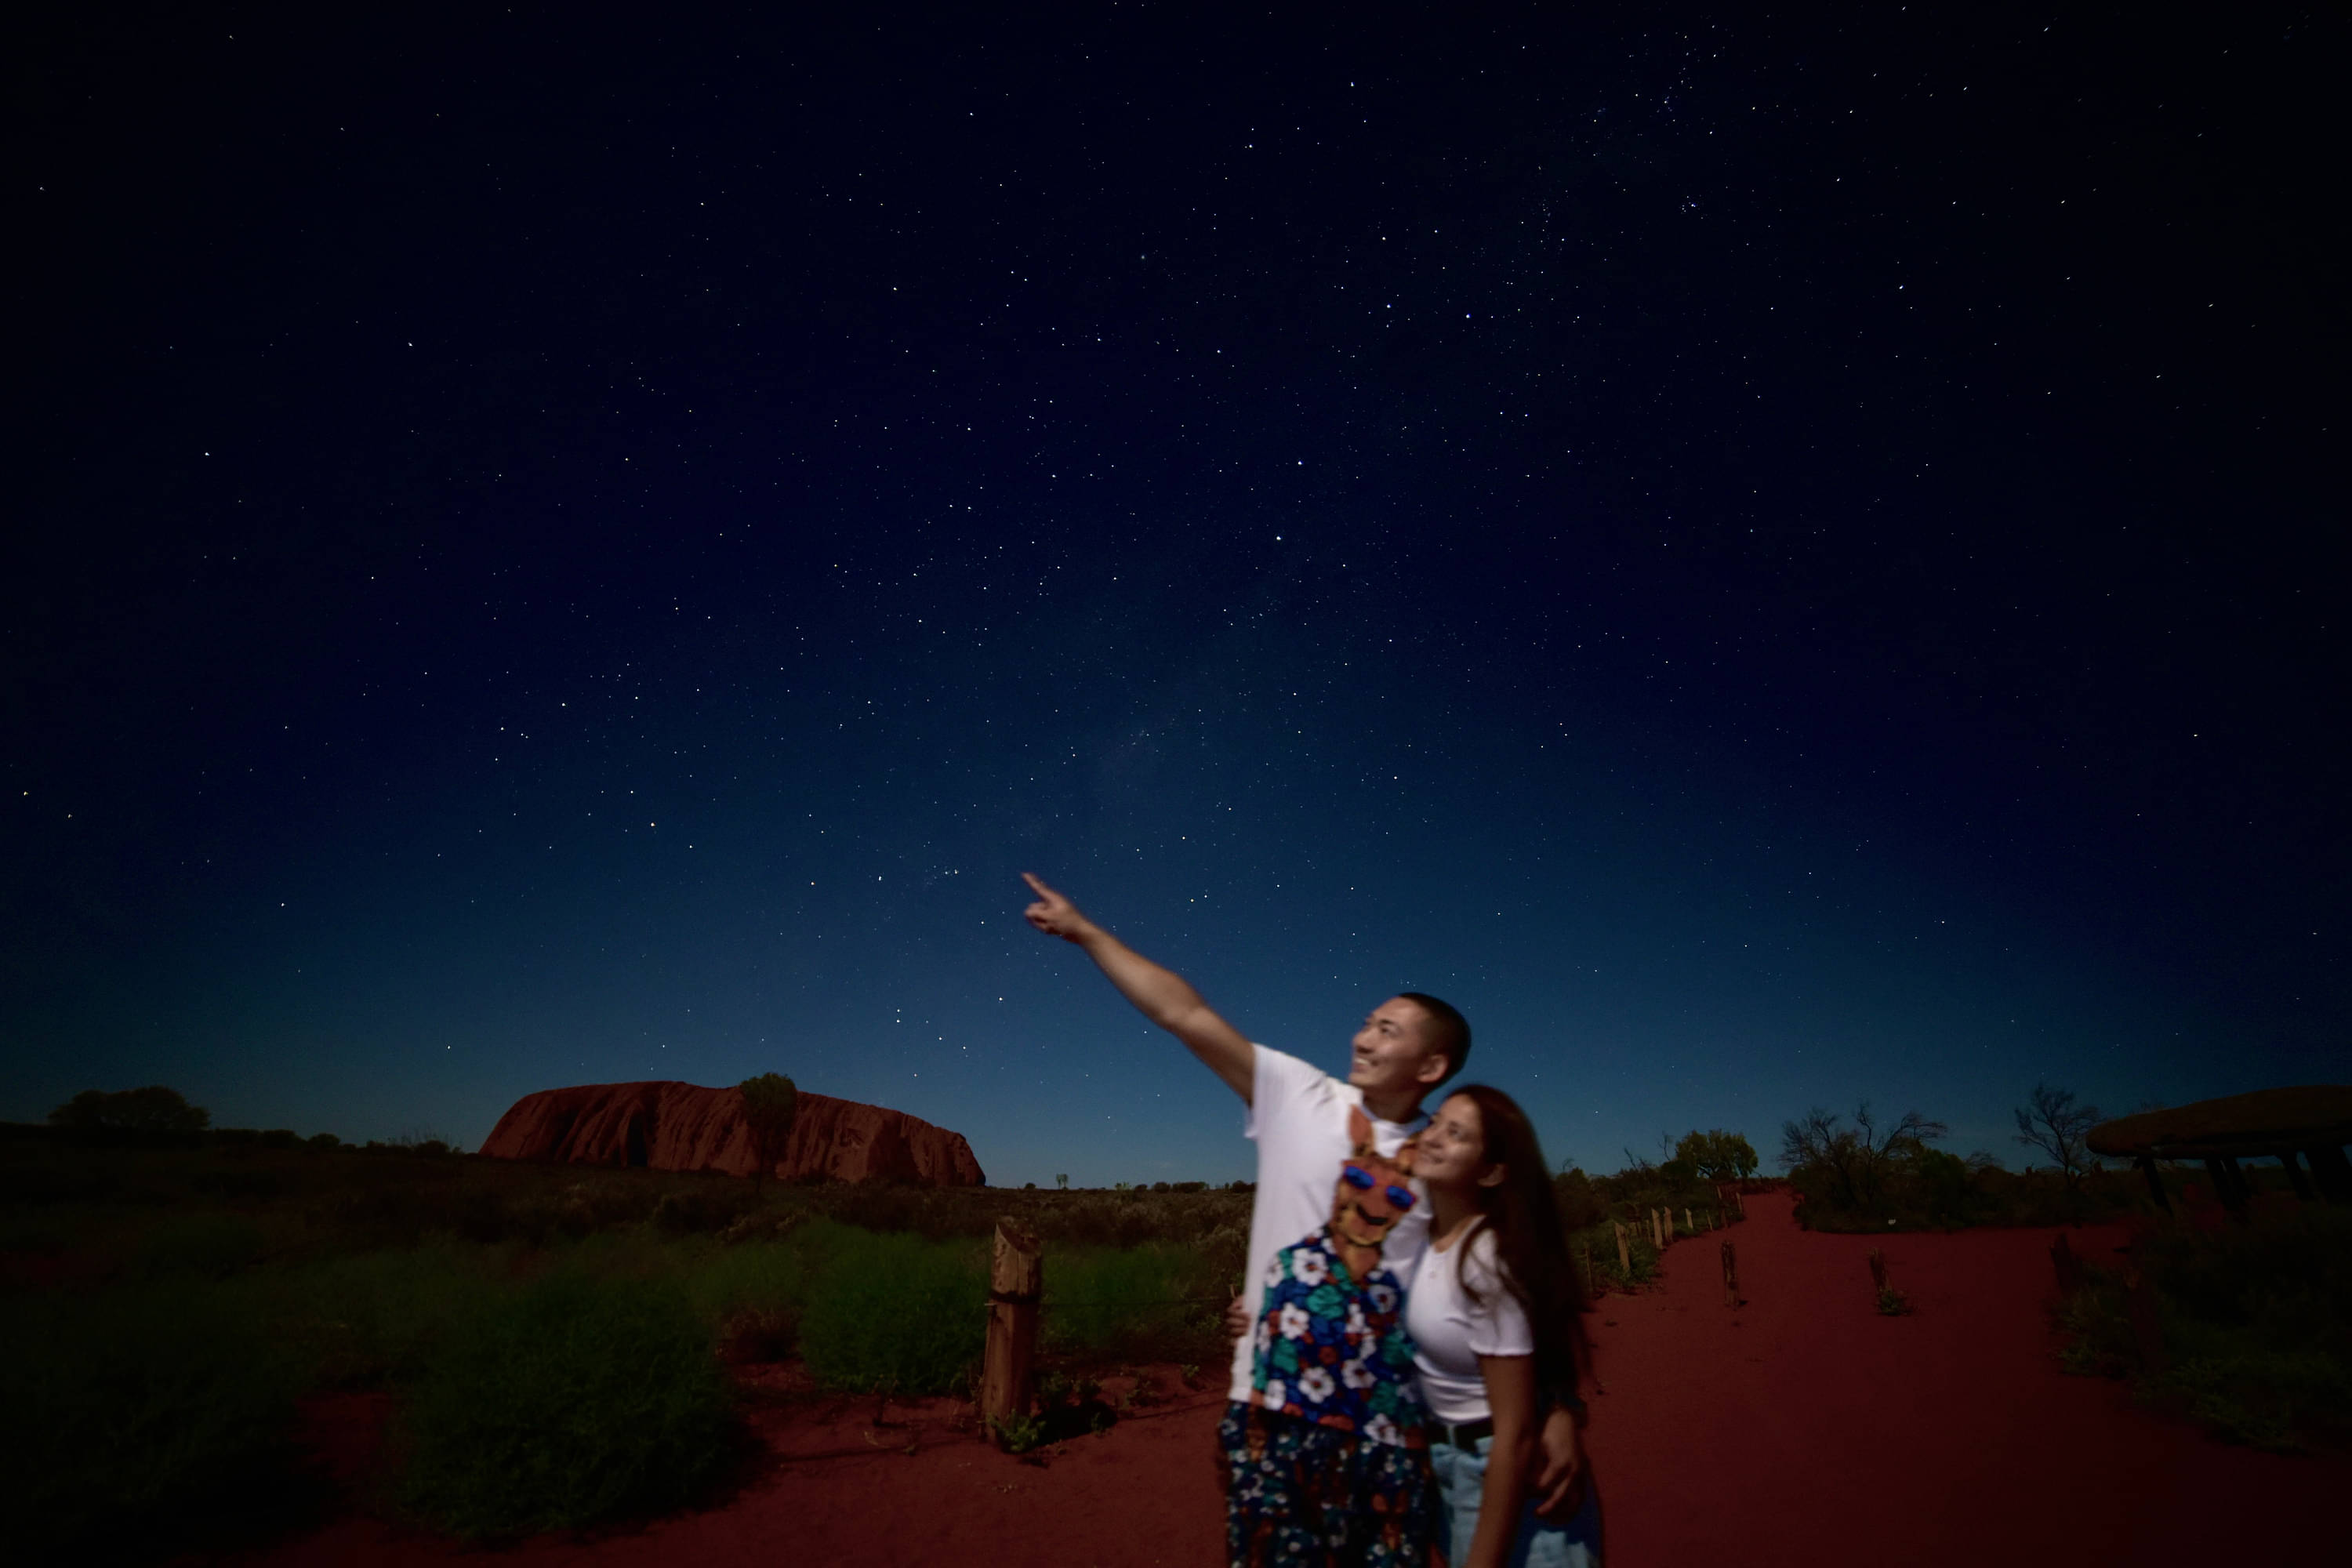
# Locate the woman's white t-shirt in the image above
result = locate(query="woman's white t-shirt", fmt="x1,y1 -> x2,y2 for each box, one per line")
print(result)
1406,1219 -> 1534,1425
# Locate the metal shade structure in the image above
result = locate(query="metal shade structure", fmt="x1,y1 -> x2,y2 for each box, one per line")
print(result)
2086,1085 -> 2352,1214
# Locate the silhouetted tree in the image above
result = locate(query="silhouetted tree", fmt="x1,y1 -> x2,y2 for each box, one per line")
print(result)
1674,1128 -> 1760,1181
2013,1083 -> 2103,1192
737,1073 -> 799,1181
1781,1102 -> 1947,1209
47,1086 -> 209,1135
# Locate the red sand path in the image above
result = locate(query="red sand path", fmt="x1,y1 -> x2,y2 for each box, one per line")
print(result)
236,1192 -> 2335,1566
1588,1191 -> 2332,1563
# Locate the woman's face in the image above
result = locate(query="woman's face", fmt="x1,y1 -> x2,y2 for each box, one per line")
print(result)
1418,1094 -> 1498,1192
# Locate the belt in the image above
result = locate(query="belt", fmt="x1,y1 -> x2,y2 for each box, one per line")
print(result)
1432,1416 -> 1494,1448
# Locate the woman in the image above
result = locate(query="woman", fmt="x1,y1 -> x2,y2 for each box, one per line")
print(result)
1406,1084 -> 1601,1568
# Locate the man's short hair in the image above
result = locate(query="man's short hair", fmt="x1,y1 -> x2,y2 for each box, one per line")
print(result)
1396,992 -> 1471,1083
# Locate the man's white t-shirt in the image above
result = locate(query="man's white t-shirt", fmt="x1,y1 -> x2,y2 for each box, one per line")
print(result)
1403,1218 -> 1535,1425
1226,1044 -> 1432,1405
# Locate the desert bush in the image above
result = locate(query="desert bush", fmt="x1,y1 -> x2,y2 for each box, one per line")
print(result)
1,1284 -> 303,1557
797,1225 -> 984,1393
393,1269 -> 733,1539
2056,1204 -> 2352,1450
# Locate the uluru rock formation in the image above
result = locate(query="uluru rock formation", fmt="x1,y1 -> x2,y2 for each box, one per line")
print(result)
477,1080 -> 985,1186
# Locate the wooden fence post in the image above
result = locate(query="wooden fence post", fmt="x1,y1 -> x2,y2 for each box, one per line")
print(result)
982,1219 -> 1043,1433
1684,1207 -> 1694,1236
1720,1240 -> 1738,1307
1613,1221 -> 1632,1276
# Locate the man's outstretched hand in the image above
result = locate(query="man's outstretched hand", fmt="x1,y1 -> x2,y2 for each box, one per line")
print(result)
1022,873 -> 1095,944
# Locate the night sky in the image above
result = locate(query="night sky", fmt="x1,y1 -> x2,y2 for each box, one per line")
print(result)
5,5 -> 2341,1186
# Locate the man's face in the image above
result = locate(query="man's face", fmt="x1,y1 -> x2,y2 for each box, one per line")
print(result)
1348,996 -> 1446,1098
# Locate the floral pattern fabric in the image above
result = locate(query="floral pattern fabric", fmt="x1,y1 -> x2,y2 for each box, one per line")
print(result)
1220,1403 -> 1437,1568
1247,1224 -> 1425,1446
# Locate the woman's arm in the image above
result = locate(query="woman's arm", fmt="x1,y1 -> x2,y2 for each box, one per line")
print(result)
1465,1354 -> 1538,1568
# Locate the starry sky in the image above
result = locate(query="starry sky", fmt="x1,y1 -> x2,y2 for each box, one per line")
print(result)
5,5 -> 2342,1185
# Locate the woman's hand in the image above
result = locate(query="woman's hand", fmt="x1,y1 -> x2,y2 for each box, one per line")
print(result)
1530,1404 -> 1585,1520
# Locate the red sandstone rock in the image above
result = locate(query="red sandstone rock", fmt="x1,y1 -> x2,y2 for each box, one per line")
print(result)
477,1080 -> 985,1186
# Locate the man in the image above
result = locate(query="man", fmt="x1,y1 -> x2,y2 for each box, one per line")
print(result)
1020,873 -> 1583,1564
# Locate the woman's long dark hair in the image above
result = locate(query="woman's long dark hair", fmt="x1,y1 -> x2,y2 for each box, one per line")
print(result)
1446,1084 -> 1591,1405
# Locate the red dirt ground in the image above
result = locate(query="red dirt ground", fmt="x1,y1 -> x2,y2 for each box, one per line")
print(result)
229,1192 -> 2336,1566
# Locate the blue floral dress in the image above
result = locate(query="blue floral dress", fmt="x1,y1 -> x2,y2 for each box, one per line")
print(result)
1248,1223 -> 1427,1445
1221,1224 -> 1436,1567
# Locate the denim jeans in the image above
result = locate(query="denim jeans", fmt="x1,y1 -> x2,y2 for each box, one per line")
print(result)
1428,1435 -> 1600,1568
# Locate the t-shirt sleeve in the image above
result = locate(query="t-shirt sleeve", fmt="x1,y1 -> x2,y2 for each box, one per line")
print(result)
1462,1230 -> 1536,1358
1243,1045 -> 1327,1142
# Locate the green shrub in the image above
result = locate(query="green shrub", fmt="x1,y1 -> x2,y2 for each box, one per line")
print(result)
1046,1243 -> 1221,1359
393,1269 -> 734,1539
797,1228 -> 983,1393
0,1285 -> 303,1556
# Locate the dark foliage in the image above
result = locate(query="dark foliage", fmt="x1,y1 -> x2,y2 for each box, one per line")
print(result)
1781,1102 -> 1950,1214
1672,1129 -> 1760,1181
1,1287 -> 304,1557
393,1271 -> 735,1539
2056,1204 -> 2352,1450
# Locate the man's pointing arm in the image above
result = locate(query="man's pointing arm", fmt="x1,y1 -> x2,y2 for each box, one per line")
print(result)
1021,873 -> 1255,1104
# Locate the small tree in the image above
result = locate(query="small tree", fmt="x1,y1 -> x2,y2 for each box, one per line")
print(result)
737,1073 -> 799,1182
47,1086 -> 209,1135
1782,1102 -> 1947,1210
2013,1083 -> 2103,1192
1674,1128 -> 1760,1181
